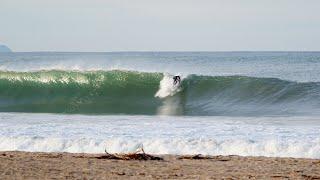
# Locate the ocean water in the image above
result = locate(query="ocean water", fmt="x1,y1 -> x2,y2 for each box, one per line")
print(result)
0,52 -> 319,158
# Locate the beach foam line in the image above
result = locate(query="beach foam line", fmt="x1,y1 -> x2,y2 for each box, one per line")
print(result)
0,137 -> 319,158
1,113 -> 319,158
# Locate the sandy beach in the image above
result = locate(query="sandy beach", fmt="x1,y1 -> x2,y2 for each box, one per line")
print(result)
0,151 -> 319,179
1,0 -> 320,179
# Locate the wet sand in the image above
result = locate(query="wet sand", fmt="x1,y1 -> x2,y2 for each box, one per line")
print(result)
0,151 -> 319,179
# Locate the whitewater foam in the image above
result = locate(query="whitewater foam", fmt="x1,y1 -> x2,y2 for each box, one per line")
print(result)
155,74 -> 182,98
0,113 -> 319,158
1,136 -> 319,158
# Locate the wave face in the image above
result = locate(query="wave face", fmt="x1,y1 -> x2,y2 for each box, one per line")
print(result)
0,70 -> 319,116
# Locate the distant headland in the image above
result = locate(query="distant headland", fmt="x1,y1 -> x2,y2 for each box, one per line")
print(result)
0,44 -> 12,52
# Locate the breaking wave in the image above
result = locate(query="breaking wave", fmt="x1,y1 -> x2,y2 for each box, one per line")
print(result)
0,70 -> 319,116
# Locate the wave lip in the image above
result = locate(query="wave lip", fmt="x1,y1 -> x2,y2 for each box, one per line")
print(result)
0,70 -> 319,116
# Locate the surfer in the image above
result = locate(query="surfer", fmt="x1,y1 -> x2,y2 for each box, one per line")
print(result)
173,76 -> 181,85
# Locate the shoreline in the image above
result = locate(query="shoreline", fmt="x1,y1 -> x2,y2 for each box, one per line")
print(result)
0,151 -> 319,179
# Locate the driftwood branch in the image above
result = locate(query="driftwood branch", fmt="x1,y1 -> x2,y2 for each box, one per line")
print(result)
178,154 -> 231,161
98,144 -> 162,161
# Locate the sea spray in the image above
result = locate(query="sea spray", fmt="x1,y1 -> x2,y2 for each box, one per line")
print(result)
155,73 -> 182,98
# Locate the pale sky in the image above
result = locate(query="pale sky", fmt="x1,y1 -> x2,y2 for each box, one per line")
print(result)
0,0 -> 319,52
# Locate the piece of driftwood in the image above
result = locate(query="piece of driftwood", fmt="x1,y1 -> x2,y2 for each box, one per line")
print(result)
96,146 -> 163,161
178,154 -> 231,161
178,154 -> 212,160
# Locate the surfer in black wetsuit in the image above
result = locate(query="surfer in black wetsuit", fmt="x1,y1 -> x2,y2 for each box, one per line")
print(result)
173,76 -> 181,85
